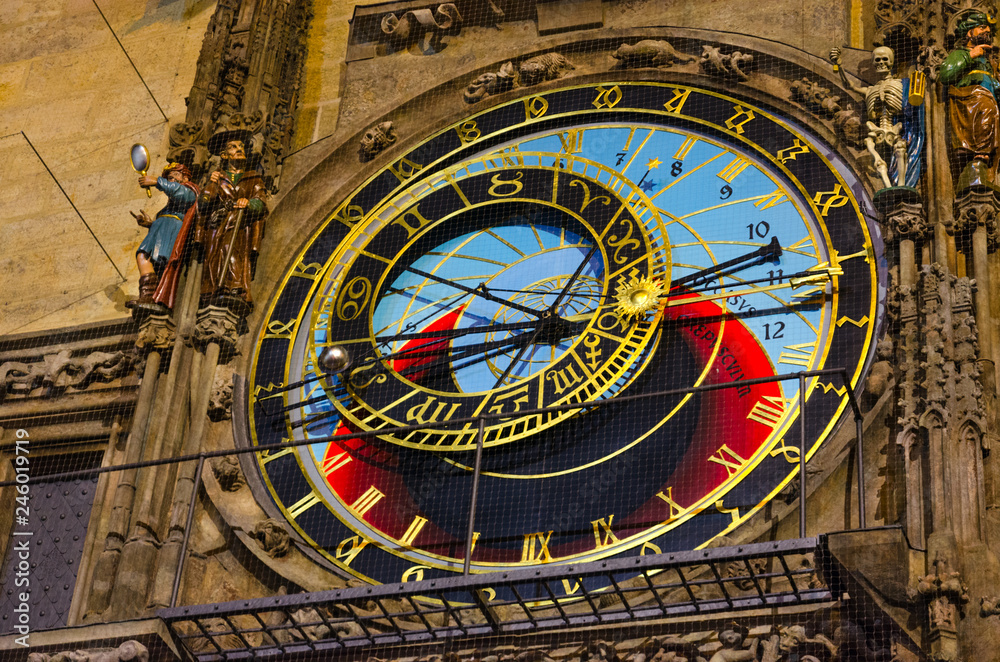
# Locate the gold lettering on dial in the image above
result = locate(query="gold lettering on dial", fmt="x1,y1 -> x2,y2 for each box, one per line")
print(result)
321,451 -> 353,477
335,276 -> 372,321
641,541 -> 662,555
747,396 -> 787,430
592,85 -> 623,109
755,189 -> 788,210
568,179 -> 611,213
769,437 -> 802,464
708,444 -> 749,476
718,156 -> 750,183
523,96 -> 549,120
392,204 -> 435,239
777,139 -> 810,163
778,342 -> 817,367
663,88 -> 692,114
521,530 -> 554,562
389,157 -> 424,182
812,184 -> 850,216
335,535 -> 369,566
546,364 -> 583,395
350,486 -> 385,517
332,202 -> 364,228
288,492 -> 323,519
562,578 -> 581,594
656,487 -> 684,520
456,120 -> 481,144
400,516 -> 428,546
725,105 -> 756,134
488,171 -> 524,197
402,565 -> 431,582
488,386 -> 530,415
583,335 -> 602,371
673,136 -> 697,160
591,515 -> 620,548
558,129 -> 585,154
407,395 -> 461,425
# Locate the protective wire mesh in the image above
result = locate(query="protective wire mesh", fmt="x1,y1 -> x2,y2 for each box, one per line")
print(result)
2,3 -> 980,661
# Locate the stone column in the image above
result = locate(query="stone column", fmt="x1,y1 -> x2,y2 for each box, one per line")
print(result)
147,305 -> 241,610
83,314 -> 174,619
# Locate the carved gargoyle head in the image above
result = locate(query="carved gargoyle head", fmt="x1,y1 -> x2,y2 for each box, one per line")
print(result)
359,121 -> 397,162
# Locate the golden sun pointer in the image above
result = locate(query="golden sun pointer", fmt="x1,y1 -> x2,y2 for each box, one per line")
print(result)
615,276 -> 665,321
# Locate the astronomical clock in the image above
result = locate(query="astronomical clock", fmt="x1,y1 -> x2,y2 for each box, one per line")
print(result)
242,81 -> 881,592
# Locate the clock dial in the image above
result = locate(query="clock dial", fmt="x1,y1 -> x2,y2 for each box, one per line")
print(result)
247,83 -> 881,590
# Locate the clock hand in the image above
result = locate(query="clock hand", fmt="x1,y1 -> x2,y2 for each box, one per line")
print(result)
548,242 -> 601,313
404,266 -> 545,318
665,266 -> 838,307
669,237 -> 782,289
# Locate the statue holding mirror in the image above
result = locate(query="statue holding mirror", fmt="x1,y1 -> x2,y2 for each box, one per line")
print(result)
127,144 -> 199,312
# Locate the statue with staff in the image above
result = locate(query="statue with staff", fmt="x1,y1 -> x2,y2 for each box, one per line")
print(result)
194,132 -> 269,314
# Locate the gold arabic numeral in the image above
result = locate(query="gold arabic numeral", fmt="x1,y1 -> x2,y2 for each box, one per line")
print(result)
348,357 -> 388,389
263,318 -> 295,340
332,202 -> 365,228
640,542 -> 662,555
591,515 -> 620,549
488,171 -> 524,197
778,342 -> 817,367
655,487 -> 684,521
755,189 -> 788,211
402,565 -> 432,583
392,203 -> 436,239
784,235 -> 818,258
568,179 -> 611,213
834,248 -> 868,264
769,437 -> 801,464
812,184 -> 850,217
663,88 -> 692,114
335,535 -> 369,567
521,530 -> 554,562
607,217 -> 640,265
321,451 -> 353,477
715,499 -> 742,525
399,516 -> 429,546
724,105 -> 756,135
469,531 -> 481,554
747,396 -> 788,430
777,139 -> 810,164
335,276 -> 372,321
253,381 -> 286,405
388,157 -> 424,183
290,259 -> 324,281
287,492 -> 323,519
708,444 -> 749,477
562,578 -> 582,595
718,156 -> 751,183
558,129 -> 585,154
583,335 -> 602,372
592,84 -> 623,109
523,95 -> 549,120
487,386 -> 530,415
350,486 -> 385,517
406,395 -> 461,425
545,363 -> 583,396
455,120 -> 481,144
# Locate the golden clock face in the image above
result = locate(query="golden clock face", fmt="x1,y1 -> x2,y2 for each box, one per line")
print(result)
246,82 -> 882,589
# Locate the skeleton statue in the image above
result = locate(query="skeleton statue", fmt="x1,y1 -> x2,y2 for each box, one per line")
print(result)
830,46 -> 924,190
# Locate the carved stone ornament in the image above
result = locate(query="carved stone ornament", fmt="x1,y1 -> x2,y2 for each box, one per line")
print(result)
981,595 -> 1000,617
135,313 -> 176,352
953,188 -> 1000,248
193,305 -> 242,354
27,640 -> 149,662
464,53 -> 574,104
359,120 -> 398,162
612,40 -> 697,69
208,364 -> 235,421
699,44 -> 753,80
880,201 -> 928,243
0,349 -> 134,400
915,555 -> 970,660
251,518 -> 291,557
787,78 -> 862,147
211,454 -> 244,491
381,3 -> 462,50
166,120 -> 209,174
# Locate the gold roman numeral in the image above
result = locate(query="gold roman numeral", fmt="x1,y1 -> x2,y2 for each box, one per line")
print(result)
591,515 -> 620,548
350,486 -> 385,517
673,136 -> 698,160
521,530 -> 554,562
288,492 -> 323,518
663,88 -> 693,114
776,139 -> 810,163
718,156 -> 750,183
747,396 -> 787,430
400,516 -> 428,546
755,189 -> 788,210
656,487 -> 684,520
558,129 -> 585,154
778,342 -> 817,367
321,451 -> 353,476
335,535 -> 369,566
725,105 -> 755,134
708,444 -> 748,476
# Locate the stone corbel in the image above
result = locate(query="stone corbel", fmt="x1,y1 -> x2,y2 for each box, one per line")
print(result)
953,188 -> 1000,251
380,3 -> 463,51
881,201 -> 930,244
193,305 -> 243,357
135,313 -> 176,353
